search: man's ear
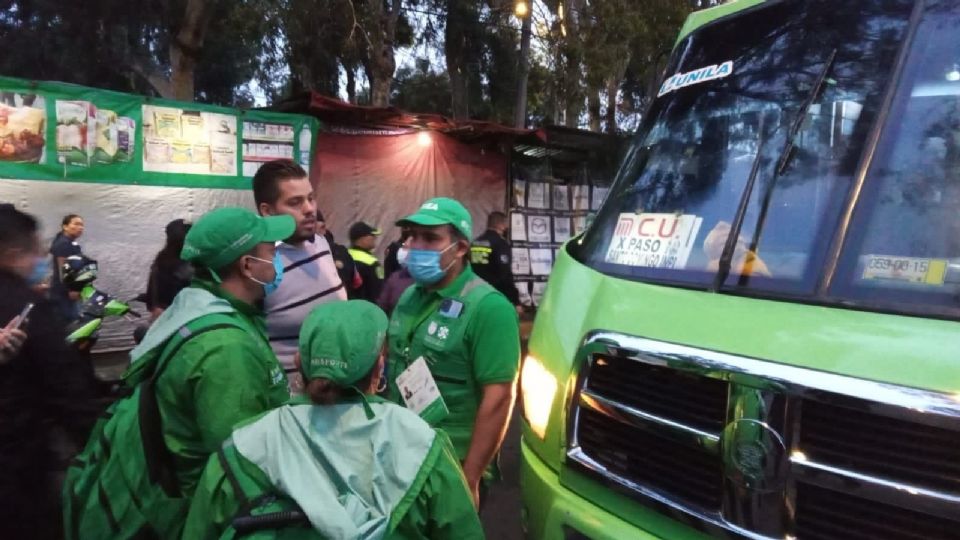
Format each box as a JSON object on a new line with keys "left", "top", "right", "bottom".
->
{"left": 258, "top": 202, "right": 273, "bottom": 217}
{"left": 457, "top": 238, "right": 471, "bottom": 258}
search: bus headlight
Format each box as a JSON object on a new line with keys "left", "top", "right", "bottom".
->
{"left": 520, "top": 354, "right": 558, "bottom": 440}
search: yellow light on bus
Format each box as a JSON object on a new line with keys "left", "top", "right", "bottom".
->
{"left": 521, "top": 354, "right": 558, "bottom": 439}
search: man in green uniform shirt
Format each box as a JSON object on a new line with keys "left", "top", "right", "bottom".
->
{"left": 387, "top": 197, "right": 521, "bottom": 508}
{"left": 65, "top": 208, "right": 294, "bottom": 540}
{"left": 183, "top": 300, "right": 482, "bottom": 539}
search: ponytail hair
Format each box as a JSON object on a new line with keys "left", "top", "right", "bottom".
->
{"left": 305, "top": 378, "right": 342, "bottom": 405}
{"left": 304, "top": 363, "right": 380, "bottom": 405}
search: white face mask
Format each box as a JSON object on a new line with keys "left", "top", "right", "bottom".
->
{"left": 396, "top": 247, "right": 410, "bottom": 267}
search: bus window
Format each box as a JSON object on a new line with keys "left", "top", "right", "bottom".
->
{"left": 835, "top": 1, "right": 960, "bottom": 311}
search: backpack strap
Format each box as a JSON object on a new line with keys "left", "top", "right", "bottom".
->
{"left": 139, "top": 313, "right": 245, "bottom": 497}
{"left": 218, "top": 446, "right": 310, "bottom": 535}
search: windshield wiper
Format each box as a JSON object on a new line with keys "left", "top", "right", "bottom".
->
{"left": 713, "top": 48, "right": 838, "bottom": 290}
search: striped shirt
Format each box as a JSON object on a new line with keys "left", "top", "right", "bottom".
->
{"left": 265, "top": 234, "right": 347, "bottom": 395}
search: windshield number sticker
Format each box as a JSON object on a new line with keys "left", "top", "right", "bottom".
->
{"left": 605, "top": 213, "right": 703, "bottom": 269}
{"left": 658, "top": 61, "right": 734, "bottom": 97}
{"left": 861, "top": 255, "right": 947, "bottom": 286}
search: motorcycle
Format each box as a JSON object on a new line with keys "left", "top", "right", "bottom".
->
{"left": 61, "top": 255, "right": 141, "bottom": 352}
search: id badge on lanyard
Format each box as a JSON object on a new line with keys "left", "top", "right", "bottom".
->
{"left": 395, "top": 356, "right": 449, "bottom": 424}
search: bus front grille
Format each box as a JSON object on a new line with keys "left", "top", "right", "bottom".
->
{"left": 800, "top": 398, "right": 960, "bottom": 494}
{"left": 565, "top": 332, "right": 960, "bottom": 539}
{"left": 795, "top": 482, "right": 959, "bottom": 540}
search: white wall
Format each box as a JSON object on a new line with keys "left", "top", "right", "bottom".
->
{"left": 0, "top": 178, "right": 254, "bottom": 352}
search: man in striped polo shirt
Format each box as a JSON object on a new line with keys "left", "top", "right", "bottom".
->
{"left": 253, "top": 160, "right": 347, "bottom": 395}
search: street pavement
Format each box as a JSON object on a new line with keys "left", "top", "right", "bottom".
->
{"left": 481, "top": 411, "right": 524, "bottom": 539}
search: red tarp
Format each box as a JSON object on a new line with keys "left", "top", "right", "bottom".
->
{"left": 313, "top": 130, "right": 507, "bottom": 256}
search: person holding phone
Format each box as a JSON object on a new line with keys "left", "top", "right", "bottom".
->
{"left": 0, "top": 205, "right": 99, "bottom": 540}
{"left": 0, "top": 303, "right": 30, "bottom": 364}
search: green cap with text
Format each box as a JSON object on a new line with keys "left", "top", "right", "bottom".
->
{"left": 396, "top": 197, "right": 473, "bottom": 239}
{"left": 299, "top": 300, "right": 389, "bottom": 385}
{"left": 181, "top": 207, "right": 294, "bottom": 272}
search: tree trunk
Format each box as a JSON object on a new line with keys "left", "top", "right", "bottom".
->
{"left": 346, "top": 65, "right": 357, "bottom": 103}
{"left": 561, "top": 0, "right": 586, "bottom": 128}
{"left": 445, "top": 0, "right": 470, "bottom": 120}
{"left": 370, "top": 72, "right": 392, "bottom": 106}
{"left": 605, "top": 77, "right": 619, "bottom": 133}
{"left": 359, "top": 0, "right": 401, "bottom": 107}
{"left": 513, "top": 11, "right": 533, "bottom": 128}
{"left": 169, "top": 0, "right": 212, "bottom": 101}
{"left": 588, "top": 88, "right": 602, "bottom": 132}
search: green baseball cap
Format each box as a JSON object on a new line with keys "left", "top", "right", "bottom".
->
{"left": 181, "top": 207, "right": 295, "bottom": 271}
{"left": 299, "top": 300, "right": 389, "bottom": 386}
{"left": 396, "top": 197, "right": 473, "bottom": 239}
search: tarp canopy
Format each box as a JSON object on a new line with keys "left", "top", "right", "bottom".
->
{"left": 272, "top": 93, "right": 516, "bottom": 256}
{"left": 315, "top": 130, "right": 507, "bottom": 256}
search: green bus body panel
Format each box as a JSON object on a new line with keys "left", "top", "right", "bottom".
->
{"left": 520, "top": 439, "right": 711, "bottom": 540}
{"left": 521, "top": 246, "right": 960, "bottom": 534}
{"left": 676, "top": 0, "right": 767, "bottom": 44}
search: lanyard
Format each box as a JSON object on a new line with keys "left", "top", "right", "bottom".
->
{"left": 397, "top": 293, "right": 442, "bottom": 366}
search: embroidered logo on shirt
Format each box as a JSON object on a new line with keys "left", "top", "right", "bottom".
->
{"left": 270, "top": 366, "right": 285, "bottom": 385}
{"left": 437, "top": 326, "right": 450, "bottom": 340}
{"left": 428, "top": 321, "right": 439, "bottom": 336}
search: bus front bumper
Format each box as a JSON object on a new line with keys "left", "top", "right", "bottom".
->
{"left": 520, "top": 438, "right": 664, "bottom": 540}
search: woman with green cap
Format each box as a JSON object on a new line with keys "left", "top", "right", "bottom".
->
{"left": 183, "top": 300, "right": 483, "bottom": 540}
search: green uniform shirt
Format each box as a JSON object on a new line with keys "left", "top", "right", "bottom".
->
{"left": 386, "top": 265, "right": 521, "bottom": 460}
{"left": 156, "top": 280, "right": 289, "bottom": 495}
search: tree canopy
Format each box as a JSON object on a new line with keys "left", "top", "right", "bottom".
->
{"left": 0, "top": 0, "right": 696, "bottom": 131}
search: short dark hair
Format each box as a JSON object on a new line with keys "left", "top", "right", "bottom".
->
{"left": 253, "top": 159, "right": 308, "bottom": 207}
{"left": 488, "top": 211, "right": 507, "bottom": 229}
{"left": 0, "top": 205, "right": 39, "bottom": 251}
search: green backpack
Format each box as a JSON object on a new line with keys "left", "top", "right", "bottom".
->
{"left": 63, "top": 313, "right": 243, "bottom": 540}
{"left": 214, "top": 446, "right": 313, "bottom": 539}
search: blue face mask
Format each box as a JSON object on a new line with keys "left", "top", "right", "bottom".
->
{"left": 27, "top": 257, "right": 50, "bottom": 286}
{"left": 406, "top": 243, "right": 457, "bottom": 285}
{"left": 247, "top": 252, "right": 284, "bottom": 295}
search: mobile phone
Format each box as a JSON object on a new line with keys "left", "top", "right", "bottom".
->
{"left": 13, "top": 303, "right": 34, "bottom": 330}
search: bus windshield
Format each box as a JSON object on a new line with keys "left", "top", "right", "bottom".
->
{"left": 832, "top": 0, "right": 960, "bottom": 313}
{"left": 571, "top": 0, "right": 914, "bottom": 295}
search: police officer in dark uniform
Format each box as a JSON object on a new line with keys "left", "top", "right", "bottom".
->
{"left": 471, "top": 211, "right": 521, "bottom": 308}
{"left": 347, "top": 221, "right": 384, "bottom": 302}
{"left": 318, "top": 212, "right": 359, "bottom": 296}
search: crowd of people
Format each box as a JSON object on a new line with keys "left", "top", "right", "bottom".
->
{"left": 0, "top": 158, "right": 525, "bottom": 539}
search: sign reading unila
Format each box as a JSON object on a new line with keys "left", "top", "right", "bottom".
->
{"left": 658, "top": 61, "right": 734, "bottom": 97}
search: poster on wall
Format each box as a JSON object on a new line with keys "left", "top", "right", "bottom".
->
{"left": 572, "top": 215, "right": 587, "bottom": 236}
{"left": 552, "top": 184, "right": 569, "bottom": 210}
{"left": 532, "top": 281, "right": 548, "bottom": 306}
{"left": 553, "top": 216, "right": 571, "bottom": 242}
{"left": 527, "top": 182, "right": 549, "bottom": 209}
{"left": 527, "top": 215, "right": 552, "bottom": 243}
{"left": 510, "top": 213, "right": 527, "bottom": 241}
{"left": 512, "top": 179, "right": 526, "bottom": 207}
{"left": 512, "top": 247, "right": 531, "bottom": 275}
{"left": 242, "top": 121, "right": 295, "bottom": 177}
{"left": 142, "top": 105, "right": 237, "bottom": 176}
{"left": 592, "top": 186, "right": 610, "bottom": 210}
{"left": 0, "top": 92, "right": 45, "bottom": 164}
{"left": 517, "top": 282, "right": 533, "bottom": 307}
{"left": 572, "top": 185, "right": 590, "bottom": 210}
{"left": 530, "top": 248, "right": 553, "bottom": 275}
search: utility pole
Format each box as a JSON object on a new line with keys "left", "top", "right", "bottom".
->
{"left": 514, "top": 1, "right": 533, "bottom": 129}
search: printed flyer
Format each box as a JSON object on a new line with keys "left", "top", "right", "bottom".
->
{"left": 142, "top": 105, "right": 237, "bottom": 176}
